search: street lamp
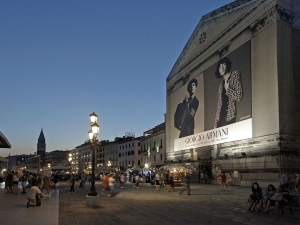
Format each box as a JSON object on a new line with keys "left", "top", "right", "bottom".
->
{"left": 88, "top": 112, "right": 100, "bottom": 196}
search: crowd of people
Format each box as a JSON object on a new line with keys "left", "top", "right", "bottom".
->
{"left": 2, "top": 170, "right": 55, "bottom": 208}
{"left": 247, "top": 174, "right": 300, "bottom": 215}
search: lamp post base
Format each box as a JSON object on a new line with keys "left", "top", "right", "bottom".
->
{"left": 86, "top": 195, "right": 100, "bottom": 207}
{"left": 88, "top": 185, "right": 98, "bottom": 196}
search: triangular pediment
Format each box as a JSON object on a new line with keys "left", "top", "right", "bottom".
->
{"left": 167, "top": 0, "right": 269, "bottom": 82}
{"left": 0, "top": 131, "right": 11, "bottom": 148}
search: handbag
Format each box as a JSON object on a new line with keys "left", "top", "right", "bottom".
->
{"left": 270, "top": 193, "right": 283, "bottom": 201}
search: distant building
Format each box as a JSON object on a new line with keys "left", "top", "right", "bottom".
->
{"left": 74, "top": 141, "right": 92, "bottom": 174}
{"left": 6, "top": 154, "right": 33, "bottom": 171}
{"left": 140, "top": 123, "right": 165, "bottom": 168}
{"left": 117, "top": 133, "right": 141, "bottom": 170}
{"left": 37, "top": 129, "right": 46, "bottom": 168}
{"left": 96, "top": 139, "right": 118, "bottom": 168}
{"left": 45, "top": 150, "right": 70, "bottom": 167}
{"left": 0, "top": 156, "right": 8, "bottom": 176}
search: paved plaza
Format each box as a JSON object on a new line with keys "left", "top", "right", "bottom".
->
{"left": 59, "top": 181, "right": 300, "bottom": 225}
{"left": 0, "top": 181, "right": 299, "bottom": 225}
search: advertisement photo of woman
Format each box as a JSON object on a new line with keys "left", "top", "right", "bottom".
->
{"left": 214, "top": 57, "right": 243, "bottom": 128}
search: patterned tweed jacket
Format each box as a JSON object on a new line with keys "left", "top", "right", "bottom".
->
{"left": 214, "top": 70, "right": 243, "bottom": 128}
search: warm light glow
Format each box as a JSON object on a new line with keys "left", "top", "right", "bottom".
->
{"left": 91, "top": 122, "right": 100, "bottom": 135}
{"left": 89, "top": 112, "right": 98, "bottom": 123}
{"left": 69, "top": 157, "right": 72, "bottom": 161}
{"left": 145, "top": 163, "right": 149, "bottom": 168}
{"left": 88, "top": 129, "right": 94, "bottom": 140}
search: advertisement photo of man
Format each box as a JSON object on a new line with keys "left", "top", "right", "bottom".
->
{"left": 174, "top": 78, "right": 199, "bottom": 138}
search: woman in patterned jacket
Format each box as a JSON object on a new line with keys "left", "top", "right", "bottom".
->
{"left": 214, "top": 57, "right": 243, "bottom": 128}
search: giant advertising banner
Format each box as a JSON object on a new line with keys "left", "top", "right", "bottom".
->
{"left": 172, "top": 41, "right": 252, "bottom": 151}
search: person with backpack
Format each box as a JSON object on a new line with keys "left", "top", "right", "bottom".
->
{"left": 26, "top": 182, "right": 45, "bottom": 208}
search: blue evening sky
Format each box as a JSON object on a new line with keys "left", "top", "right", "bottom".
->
{"left": 1, "top": 0, "right": 233, "bottom": 156}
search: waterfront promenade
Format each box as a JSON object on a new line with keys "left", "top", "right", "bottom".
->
{"left": 0, "top": 181, "right": 299, "bottom": 225}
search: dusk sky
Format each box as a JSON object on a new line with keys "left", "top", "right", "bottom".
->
{"left": 1, "top": 0, "right": 233, "bottom": 156}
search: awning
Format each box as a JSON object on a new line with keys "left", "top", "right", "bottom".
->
{"left": 95, "top": 166, "right": 113, "bottom": 171}
{"left": 51, "top": 165, "right": 70, "bottom": 170}
{"left": 0, "top": 131, "right": 11, "bottom": 148}
{"left": 160, "top": 165, "right": 186, "bottom": 169}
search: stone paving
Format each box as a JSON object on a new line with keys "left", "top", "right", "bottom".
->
{"left": 59, "top": 181, "right": 300, "bottom": 225}
{"left": 0, "top": 181, "right": 59, "bottom": 225}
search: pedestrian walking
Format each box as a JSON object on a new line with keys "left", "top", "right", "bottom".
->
{"left": 28, "top": 173, "right": 33, "bottom": 188}
{"left": 88, "top": 173, "right": 91, "bottom": 185}
{"left": 169, "top": 174, "right": 175, "bottom": 191}
{"left": 204, "top": 173, "right": 209, "bottom": 184}
{"left": 42, "top": 173, "right": 51, "bottom": 195}
{"left": 102, "top": 173, "right": 110, "bottom": 194}
{"left": 69, "top": 174, "right": 75, "bottom": 193}
{"left": 108, "top": 174, "right": 115, "bottom": 197}
{"left": 12, "top": 171, "right": 19, "bottom": 194}
{"left": 141, "top": 174, "right": 146, "bottom": 187}
{"left": 160, "top": 172, "right": 165, "bottom": 187}
{"left": 179, "top": 174, "right": 191, "bottom": 195}
{"left": 221, "top": 173, "right": 226, "bottom": 191}
{"left": 5, "top": 170, "right": 13, "bottom": 194}
{"left": 155, "top": 173, "right": 160, "bottom": 191}
{"left": 120, "top": 173, "right": 125, "bottom": 188}
{"left": 21, "top": 171, "right": 27, "bottom": 193}
{"left": 226, "top": 173, "right": 233, "bottom": 191}
{"left": 53, "top": 172, "right": 60, "bottom": 193}
{"left": 200, "top": 172, "right": 204, "bottom": 184}
{"left": 135, "top": 174, "right": 140, "bottom": 188}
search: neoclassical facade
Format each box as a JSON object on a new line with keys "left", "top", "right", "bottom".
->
{"left": 166, "top": 0, "right": 300, "bottom": 186}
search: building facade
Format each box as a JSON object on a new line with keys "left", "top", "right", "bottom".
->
{"left": 165, "top": 0, "right": 300, "bottom": 186}
{"left": 117, "top": 133, "right": 141, "bottom": 170}
{"left": 140, "top": 123, "right": 166, "bottom": 168}
{"left": 45, "top": 150, "right": 70, "bottom": 167}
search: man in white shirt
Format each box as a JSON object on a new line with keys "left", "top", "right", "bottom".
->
{"left": 26, "top": 183, "right": 45, "bottom": 207}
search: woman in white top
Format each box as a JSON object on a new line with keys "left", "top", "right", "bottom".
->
{"left": 12, "top": 171, "right": 19, "bottom": 194}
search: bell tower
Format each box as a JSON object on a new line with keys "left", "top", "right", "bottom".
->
{"left": 37, "top": 128, "right": 46, "bottom": 156}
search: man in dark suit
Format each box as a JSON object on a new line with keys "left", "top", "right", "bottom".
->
{"left": 174, "top": 78, "right": 199, "bottom": 138}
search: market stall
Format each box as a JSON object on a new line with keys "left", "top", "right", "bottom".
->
{"left": 159, "top": 165, "right": 187, "bottom": 186}
{"left": 125, "top": 168, "right": 155, "bottom": 183}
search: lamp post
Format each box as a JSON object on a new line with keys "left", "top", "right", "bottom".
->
{"left": 88, "top": 112, "right": 100, "bottom": 196}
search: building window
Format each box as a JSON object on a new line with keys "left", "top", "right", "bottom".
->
{"left": 160, "top": 139, "right": 163, "bottom": 148}
{"left": 138, "top": 160, "right": 140, "bottom": 166}
{"left": 154, "top": 155, "right": 156, "bottom": 161}
{"left": 131, "top": 151, "right": 134, "bottom": 155}
{"left": 160, "top": 154, "right": 162, "bottom": 161}
{"left": 133, "top": 143, "right": 135, "bottom": 147}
